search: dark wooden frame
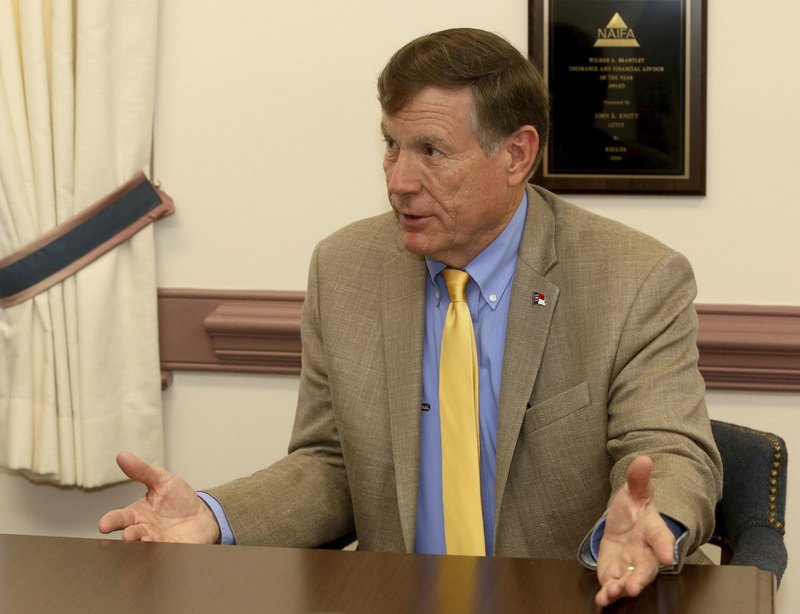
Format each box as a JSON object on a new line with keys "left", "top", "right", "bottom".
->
{"left": 529, "top": 0, "right": 707, "bottom": 194}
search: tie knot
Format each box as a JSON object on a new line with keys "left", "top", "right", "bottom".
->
{"left": 442, "top": 268, "right": 470, "bottom": 303}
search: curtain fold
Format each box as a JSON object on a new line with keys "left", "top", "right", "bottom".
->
{"left": 0, "top": 0, "right": 165, "bottom": 487}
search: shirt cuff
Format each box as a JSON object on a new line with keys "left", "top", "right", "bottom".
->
{"left": 579, "top": 514, "right": 687, "bottom": 571}
{"left": 197, "top": 491, "right": 236, "bottom": 545}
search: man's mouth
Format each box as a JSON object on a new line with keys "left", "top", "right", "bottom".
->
{"left": 397, "top": 212, "right": 430, "bottom": 228}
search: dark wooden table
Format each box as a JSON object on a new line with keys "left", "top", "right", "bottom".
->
{"left": 0, "top": 533, "right": 774, "bottom": 613}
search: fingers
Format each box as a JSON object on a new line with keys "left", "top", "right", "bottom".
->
{"left": 116, "top": 451, "right": 166, "bottom": 488}
{"left": 98, "top": 453, "right": 165, "bottom": 536}
{"left": 99, "top": 508, "right": 158, "bottom": 541}
{"left": 98, "top": 508, "right": 137, "bottom": 534}
{"left": 122, "top": 523, "right": 157, "bottom": 542}
{"left": 596, "top": 558, "right": 659, "bottom": 607}
{"left": 624, "top": 455, "right": 654, "bottom": 501}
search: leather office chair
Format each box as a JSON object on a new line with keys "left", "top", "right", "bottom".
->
{"left": 708, "top": 419, "right": 788, "bottom": 585}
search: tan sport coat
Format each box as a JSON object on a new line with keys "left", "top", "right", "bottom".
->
{"left": 208, "top": 185, "right": 722, "bottom": 560}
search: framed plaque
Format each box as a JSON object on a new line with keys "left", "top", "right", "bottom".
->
{"left": 529, "top": 0, "right": 706, "bottom": 194}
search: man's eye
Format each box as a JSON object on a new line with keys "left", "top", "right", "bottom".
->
{"left": 384, "top": 138, "right": 398, "bottom": 151}
{"left": 424, "top": 144, "right": 442, "bottom": 157}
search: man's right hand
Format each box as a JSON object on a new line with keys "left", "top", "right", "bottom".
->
{"left": 98, "top": 451, "right": 221, "bottom": 544}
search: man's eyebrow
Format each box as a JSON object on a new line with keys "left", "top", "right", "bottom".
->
{"left": 379, "top": 124, "right": 448, "bottom": 148}
{"left": 415, "top": 133, "right": 447, "bottom": 148}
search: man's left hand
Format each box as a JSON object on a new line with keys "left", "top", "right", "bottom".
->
{"left": 594, "top": 456, "right": 676, "bottom": 607}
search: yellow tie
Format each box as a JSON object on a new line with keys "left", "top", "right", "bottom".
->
{"left": 439, "top": 268, "right": 485, "bottom": 556}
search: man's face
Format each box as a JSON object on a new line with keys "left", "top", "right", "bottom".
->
{"left": 382, "top": 86, "right": 521, "bottom": 268}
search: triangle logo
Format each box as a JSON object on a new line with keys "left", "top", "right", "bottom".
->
{"left": 594, "top": 12, "right": 640, "bottom": 48}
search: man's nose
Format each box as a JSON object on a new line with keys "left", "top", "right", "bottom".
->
{"left": 386, "top": 152, "right": 421, "bottom": 195}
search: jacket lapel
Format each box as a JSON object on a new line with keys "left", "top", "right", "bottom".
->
{"left": 494, "top": 186, "right": 560, "bottom": 539}
{"left": 381, "top": 239, "right": 427, "bottom": 552}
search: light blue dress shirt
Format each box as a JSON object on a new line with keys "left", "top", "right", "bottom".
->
{"left": 414, "top": 194, "right": 528, "bottom": 555}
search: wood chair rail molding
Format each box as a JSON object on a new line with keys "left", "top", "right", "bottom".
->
{"left": 158, "top": 289, "right": 800, "bottom": 393}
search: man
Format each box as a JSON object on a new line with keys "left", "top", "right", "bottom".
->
{"left": 100, "top": 28, "right": 722, "bottom": 606}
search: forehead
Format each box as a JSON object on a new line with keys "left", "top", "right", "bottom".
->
{"left": 381, "top": 86, "right": 478, "bottom": 139}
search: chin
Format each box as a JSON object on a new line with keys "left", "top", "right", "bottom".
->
{"left": 399, "top": 234, "right": 435, "bottom": 259}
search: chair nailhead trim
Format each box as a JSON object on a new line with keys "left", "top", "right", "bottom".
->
{"left": 726, "top": 423, "right": 786, "bottom": 535}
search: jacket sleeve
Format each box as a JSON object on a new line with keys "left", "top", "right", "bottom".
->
{"left": 205, "top": 243, "right": 355, "bottom": 547}
{"left": 602, "top": 250, "right": 722, "bottom": 558}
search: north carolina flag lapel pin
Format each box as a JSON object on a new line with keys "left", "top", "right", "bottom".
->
{"left": 532, "top": 291, "right": 546, "bottom": 306}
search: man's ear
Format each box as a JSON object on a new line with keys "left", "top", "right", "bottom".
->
{"left": 504, "top": 125, "right": 539, "bottom": 186}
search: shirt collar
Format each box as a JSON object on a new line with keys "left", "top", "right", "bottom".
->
{"left": 425, "top": 191, "right": 528, "bottom": 309}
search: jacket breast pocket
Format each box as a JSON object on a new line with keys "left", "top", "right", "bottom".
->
{"left": 524, "top": 381, "right": 591, "bottom": 432}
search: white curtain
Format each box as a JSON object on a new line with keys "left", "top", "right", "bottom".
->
{"left": 0, "top": 0, "right": 165, "bottom": 486}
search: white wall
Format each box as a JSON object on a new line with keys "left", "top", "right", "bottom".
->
{"left": 2, "top": 1, "right": 797, "bottom": 611}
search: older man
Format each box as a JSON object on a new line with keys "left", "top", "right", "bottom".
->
{"left": 100, "top": 28, "right": 721, "bottom": 606}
